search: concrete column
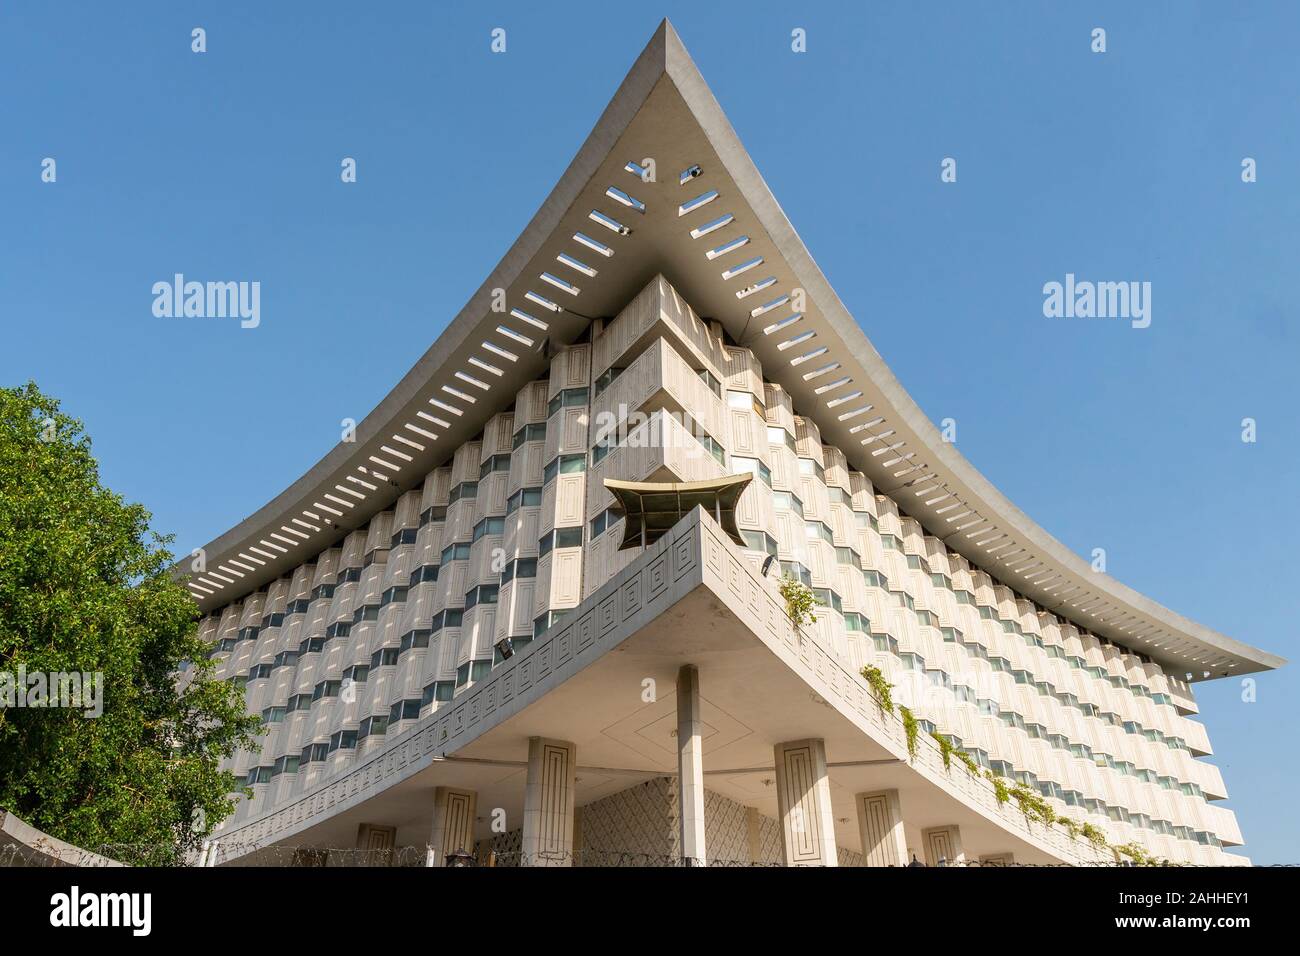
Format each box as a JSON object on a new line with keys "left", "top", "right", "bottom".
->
{"left": 356, "top": 823, "right": 396, "bottom": 866}
{"left": 521, "top": 736, "right": 577, "bottom": 866}
{"left": 425, "top": 787, "right": 477, "bottom": 867}
{"left": 745, "top": 806, "right": 763, "bottom": 864}
{"left": 855, "top": 789, "right": 908, "bottom": 867}
{"left": 922, "top": 824, "right": 966, "bottom": 866}
{"left": 773, "top": 738, "right": 838, "bottom": 866}
{"left": 676, "top": 664, "right": 707, "bottom": 866}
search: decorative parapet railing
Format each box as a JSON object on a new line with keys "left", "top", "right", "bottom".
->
{"left": 692, "top": 514, "right": 1115, "bottom": 866}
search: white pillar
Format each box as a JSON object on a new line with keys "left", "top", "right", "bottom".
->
{"left": 773, "top": 738, "right": 838, "bottom": 866}
{"left": 425, "top": 787, "right": 477, "bottom": 867}
{"left": 855, "top": 789, "right": 908, "bottom": 867}
{"left": 922, "top": 824, "right": 966, "bottom": 866}
{"left": 677, "top": 664, "right": 707, "bottom": 866}
{"left": 521, "top": 737, "right": 577, "bottom": 866}
{"left": 356, "top": 823, "right": 396, "bottom": 866}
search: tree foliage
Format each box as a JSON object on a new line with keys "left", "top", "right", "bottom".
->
{"left": 0, "top": 382, "right": 260, "bottom": 864}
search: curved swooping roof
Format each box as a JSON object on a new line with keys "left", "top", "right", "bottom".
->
{"left": 177, "top": 21, "right": 1283, "bottom": 681}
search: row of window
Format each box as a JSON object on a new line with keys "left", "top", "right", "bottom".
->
{"left": 919, "top": 723, "right": 1220, "bottom": 848}
{"left": 882, "top": 645, "right": 1201, "bottom": 792}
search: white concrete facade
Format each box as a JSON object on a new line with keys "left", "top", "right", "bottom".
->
{"left": 189, "top": 23, "right": 1277, "bottom": 868}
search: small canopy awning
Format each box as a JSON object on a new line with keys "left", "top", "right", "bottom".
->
{"left": 603, "top": 474, "right": 752, "bottom": 551}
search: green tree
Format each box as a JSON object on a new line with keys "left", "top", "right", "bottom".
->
{"left": 0, "top": 382, "right": 260, "bottom": 864}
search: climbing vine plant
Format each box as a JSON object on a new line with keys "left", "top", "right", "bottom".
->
{"left": 859, "top": 665, "right": 895, "bottom": 715}
{"left": 899, "top": 705, "right": 919, "bottom": 761}
{"left": 778, "top": 575, "right": 818, "bottom": 627}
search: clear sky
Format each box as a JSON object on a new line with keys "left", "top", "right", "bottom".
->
{"left": 2, "top": 1, "right": 1296, "bottom": 862}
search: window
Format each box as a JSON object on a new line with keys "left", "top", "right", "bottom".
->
{"left": 538, "top": 526, "right": 583, "bottom": 557}
{"left": 544, "top": 453, "right": 587, "bottom": 484}
{"left": 533, "top": 609, "right": 568, "bottom": 639}
{"left": 780, "top": 561, "right": 812, "bottom": 588}
{"left": 512, "top": 422, "right": 547, "bottom": 448}
{"left": 696, "top": 432, "right": 725, "bottom": 467}
{"left": 408, "top": 563, "right": 439, "bottom": 586}
{"left": 448, "top": 481, "right": 478, "bottom": 505}
{"left": 772, "top": 491, "right": 804, "bottom": 519}
{"left": 440, "top": 542, "right": 472, "bottom": 564}
{"left": 506, "top": 486, "right": 542, "bottom": 514}
{"left": 797, "top": 457, "right": 825, "bottom": 481}
{"left": 731, "top": 456, "right": 772, "bottom": 487}
{"left": 390, "top": 527, "right": 418, "bottom": 548}
{"left": 501, "top": 557, "right": 538, "bottom": 584}
{"left": 548, "top": 388, "right": 589, "bottom": 416}
{"left": 589, "top": 507, "right": 622, "bottom": 538}
{"left": 741, "top": 529, "right": 778, "bottom": 557}
{"left": 726, "top": 389, "right": 765, "bottom": 417}
{"left": 479, "top": 454, "right": 511, "bottom": 478}
{"left": 594, "top": 366, "right": 625, "bottom": 397}
{"left": 695, "top": 368, "right": 721, "bottom": 396}
{"left": 767, "top": 425, "right": 797, "bottom": 452}
{"left": 473, "top": 516, "right": 506, "bottom": 541}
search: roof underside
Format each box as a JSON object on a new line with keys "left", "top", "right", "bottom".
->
{"left": 177, "top": 21, "right": 1283, "bottom": 681}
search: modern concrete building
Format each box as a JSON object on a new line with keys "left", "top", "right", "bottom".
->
{"left": 187, "top": 22, "right": 1282, "bottom": 867}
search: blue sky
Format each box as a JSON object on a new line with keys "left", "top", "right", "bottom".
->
{"left": 2, "top": 1, "right": 1296, "bottom": 861}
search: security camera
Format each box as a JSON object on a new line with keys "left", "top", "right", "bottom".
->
{"left": 617, "top": 225, "right": 632, "bottom": 236}
{"left": 684, "top": 165, "right": 703, "bottom": 180}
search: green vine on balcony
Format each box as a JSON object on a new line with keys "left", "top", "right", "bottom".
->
{"left": 953, "top": 749, "right": 980, "bottom": 778}
{"left": 859, "top": 665, "right": 895, "bottom": 715}
{"left": 1080, "top": 822, "right": 1108, "bottom": 849}
{"left": 1008, "top": 783, "right": 1056, "bottom": 827}
{"left": 899, "top": 705, "right": 919, "bottom": 762}
{"left": 930, "top": 730, "right": 956, "bottom": 771}
{"left": 985, "top": 770, "right": 1010, "bottom": 805}
{"left": 778, "top": 575, "right": 818, "bottom": 627}
{"left": 1057, "top": 817, "right": 1080, "bottom": 841}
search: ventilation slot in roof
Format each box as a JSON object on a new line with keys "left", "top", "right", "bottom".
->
{"left": 539, "top": 272, "right": 580, "bottom": 296}
{"left": 524, "top": 291, "right": 561, "bottom": 312}
{"left": 736, "top": 277, "right": 777, "bottom": 300}
{"left": 762, "top": 313, "right": 802, "bottom": 335}
{"left": 509, "top": 308, "right": 549, "bottom": 330}
{"left": 482, "top": 340, "right": 518, "bottom": 362}
{"left": 690, "top": 214, "right": 734, "bottom": 239}
{"left": 556, "top": 252, "right": 596, "bottom": 277}
{"left": 589, "top": 210, "right": 632, "bottom": 235}
{"left": 789, "top": 346, "right": 828, "bottom": 366}
{"left": 573, "top": 232, "right": 614, "bottom": 257}
{"left": 721, "top": 256, "right": 763, "bottom": 280}
{"left": 777, "top": 330, "right": 816, "bottom": 351}
{"left": 605, "top": 186, "right": 645, "bottom": 212}
{"left": 497, "top": 324, "right": 534, "bottom": 346}
{"left": 454, "top": 370, "right": 491, "bottom": 391}
{"left": 750, "top": 293, "right": 790, "bottom": 318}
{"left": 678, "top": 190, "right": 718, "bottom": 216}
{"left": 706, "top": 235, "right": 749, "bottom": 260}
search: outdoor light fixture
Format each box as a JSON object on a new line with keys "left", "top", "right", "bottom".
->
{"left": 907, "top": 854, "right": 925, "bottom": 868}
{"left": 495, "top": 637, "right": 514, "bottom": 661}
{"left": 761, "top": 554, "right": 776, "bottom": 577}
